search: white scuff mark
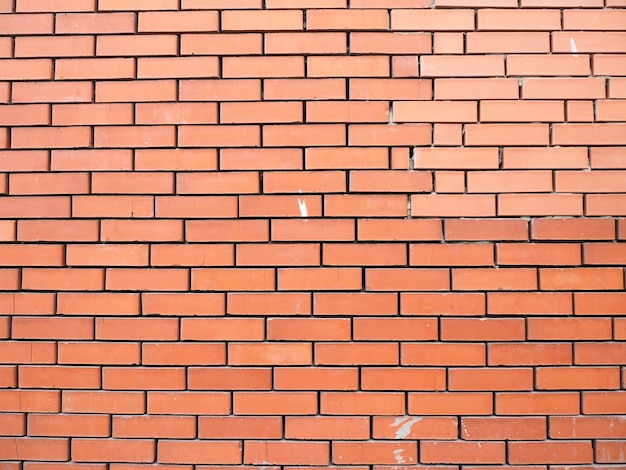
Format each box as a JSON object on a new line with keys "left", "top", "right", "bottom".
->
{"left": 391, "top": 416, "right": 422, "bottom": 439}
{"left": 393, "top": 449, "right": 406, "bottom": 464}
{"left": 570, "top": 37, "right": 578, "bottom": 57}
{"left": 389, "top": 106, "right": 394, "bottom": 124}
{"left": 297, "top": 189, "right": 308, "bottom": 217}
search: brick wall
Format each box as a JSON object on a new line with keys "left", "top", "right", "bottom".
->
{"left": 1, "top": 0, "right": 626, "bottom": 467}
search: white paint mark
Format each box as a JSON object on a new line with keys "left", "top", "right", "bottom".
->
{"left": 570, "top": 37, "right": 578, "bottom": 57}
{"left": 297, "top": 198, "right": 308, "bottom": 217}
{"left": 393, "top": 449, "right": 405, "bottom": 464}
{"left": 391, "top": 416, "right": 422, "bottom": 439}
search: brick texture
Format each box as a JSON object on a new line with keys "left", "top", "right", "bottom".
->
{"left": 0, "top": 1, "right": 625, "bottom": 468}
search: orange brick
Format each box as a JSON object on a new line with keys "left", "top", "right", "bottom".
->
{"left": 410, "top": 243, "right": 494, "bottom": 266}
{"left": 138, "top": 10, "right": 217, "bottom": 32}
{"left": 17, "top": 0, "right": 97, "bottom": 11}
{"left": 392, "top": 9, "right": 473, "bottom": 30}
{"left": 57, "top": 293, "right": 140, "bottom": 315}
{"left": 274, "top": 367, "right": 358, "bottom": 391}
{"left": 587, "top": 194, "right": 626, "bottom": 216}
{"left": 333, "top": 441, "right": 417, "bottom": 465}
{"left": 58, "top": 342, "right": 139, "bottom": 366}
{"left": 101, "top": 220, "right": 182, "bottom": 242}
{"left": 0, "top": 104, "right": 49, "bottom": 126}
{"left": 402, "top": 343, "right": 485, "bottom": 366}
{"left": 99, "top": 0, "right": 178, "bottom": 10}
{"left": 507, "top": 54, "right": 591, "bottom": 76}
{"left": 536, "top": 367, "right": 620, "bottom": 390}
{"left": 265, "top": 32, "right": 346, "bottom": 54}
{"left": 496, "top": 392, "right": 580, "bottom": 416}
{"left": 285, "top": 416, "right": 368, "bottom": 439}
{"left": 142, "top": 293, "right": 224, "bottom": 316}
{"left": 308, "top": 56, "right": 389, "bottom": 77}
{"left": 161, "top": 440, "right": 240, "bottom": 464}
{"left": 264, "top": 170, "right": 345, "bottom": 193}
{"left": 224, "top": 56, "right": 304, "bottom": 78}
{"left": 321, "top": 392, "right": 404, "bottom": 415}
{"left": 436, "top": 78, "right": 518, "bottom": 100}
{"left": 148, "top": 391, "right": 230, "bottom": 415}
{"left": 186, "top": 220, "right": 269, "bottom": 242}
{"left": 306, "top": 100, "right": 388, "bottom": 123}
{"left": 441, "top": 318, "right": 525, "bottom": 341}
{"left": 156, "top": 196, "right": 237, "bottom": 219}
{"left": 540, "top": 267, "right": 624, "bottom": 290}
{"left": 62, "top": 391, "right": 144, "bottom": 414}
{"left": 272, "top": 219, "right": 355, "bottom": 242}
{"left": 411, "top": 195, "right": 496, "bottom": 217}
{"left": 181, "top": 32, "right": 262, "bottom": 56}
{"left": 575, "top": 293, "right": 626, "bottom": 315}
{"left": 268, "top": 318, "right": 351, "bottom": 341}
{"left": 16, "top": 35, "right": 94, "bottom": 57}
{"left": 0, "top": 244, "right": 63, "bottom": 267}
{"left": 222, "top": 149, "right": 301, "bottom": 170}
{"left": 229, "top": 343, "right": 311, "bottom": 366}
{"left": 478, "top": 8, "right": 561, "bottom": 30}
{"left": 199, "top": 417, "right": 282, "bottom": 439}
{"left": 180, "top": 79, "right": 261, "bottom": 101}
{"left": 583, "top": 391, "right": 626, "bottom": 414}
{"left": 575, "top": 343, "right": 626, "bottom": 365}
{"left": 366, "top": 268, "right": 449, "bottom": 292}
{"left": 358, "top": 219, "right": 441, "bottom": 241}
{"left": 227, "top": 293, "right": 311, "bottom": 315}
{"left": 103, "top": 367, "right": 185, "bottom": 390}
{"left": 489, "top": 343, "right": 572, "bottom": 366}
{"left": 142, "top": 343, "right": 225, "bottom": 366}
{"left": 245, "top": 441, "right": 328, "bottom": 466}
{"left": 0, "top": 438, "right": 69, "bottom": 461}
{"left": 187, "top": 368, "right": 271, "bottom": 391}
{"left": 497, "top": 242, "right": 581, "bottom": 265}
{"left": 113, "top": 415, "right": 195, "bottom": 439}
{"left": 553, "top": 31, "right": 626, "bottom": 54}
{"left": 404, "top": 292, "right": 483, "bottom": 316}
{"left": 95, "top": 126, "right": 176, "bottom": 148}
{"left": 307, "top": 9, "right": 389, "bottom": 30}
{"left": 314, "top": 293, "right": 397, "bottom": 316}
{"left": 56, "top": 58, "right": 134, "bottom": 80}
{"left": 352, "top": 32, "right": 430, "bottom": 54}
{"left": 234, "top": 391, "right": 317, "bottom": 415}
{"left": 502, "top": 147, "right": 589, "bottom": 169}
{"left": 420, "top": 441, "right": 505, "bottom": 464}
{"left": 522, "top": 78, "right": 605, "bottom": 99}
{"left": 278, "top": 268, "right": 361, "bottom": 291}
{"left": 325, "top": 194, "right": 406, "bottom": 217}
{"left": 498, "top": 194, "right": 583, "bottom": 216}
{"left": 394, "top": 100, "right": 477, "bottom": 123}
{"left": 72, "top": 439, "right": 155, "bottom": 463}
{"left": 12, "top": 127, "right": 91, "bottom": 149}
{"left": 325, "top": 244, "right": 406, "bottom": 266}
{"left": 350, "top": 78, "right": 432, "bottom": 100}
{"left": 179, "top": 125, "right": 260, "bottom": 147}
{"left": 222, "top": 102, "right": 302, "bottom": 124}
{"left": 510, "top": 441, "right": 593, "bottom": 465}
{"left": 19, "top": 366, "right": 100, "bottom": 389}
{"left": 22, "top": 268, "right": 103, "bottom": 291}
{"left": 488, "top": 292, "right": 573, "bottom": 315}
{"left": 12, "top": 317, "right": 93, "bottom": 340}
{"left": 97, "top": 34, "right": 177, "bottom": 56}
{"left": 56, "top": 12, "right": 135, "bottom": 33}
{"left": 422, "top": 55, "right": 504, "bottom": 77}
{"left": 354, "top": 318, "right": 437, "bottom": 341}
{"left": 528, "top": 318, "right": 612, "bottom": 341}
{"left": 377, "top": 419, "right": 456, "bottom": 446}
{"left": 96, "top": 318, "right": 178, "bottom": 341}
{"left": 468, "top": 32, "right": 550, "bottom": 53}
{"left": 409, "top": 392, "right": 493, "bottom": 416}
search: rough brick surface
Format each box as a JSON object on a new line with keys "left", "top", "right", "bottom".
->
{"left": 0, "top": 1, "right": 626, "bottom": 468}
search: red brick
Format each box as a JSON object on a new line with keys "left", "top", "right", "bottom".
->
{"left": 227, "top": 293, "right": 311, "bottom": 315}
{"left": 575, "top": 293, "right": 626, "bottom": 315}
{"left": 449, "top": 368, "right": 534, "bottom": 391}
{"left": 362, "top": 368, "right": 446, "bottom": 391}
{"left": 522, "top": 78, "right": 606, "bottom": 99}
{"left": 308, "top": 9, "right": 388, "bottom": 30}
{"left": 0, "top": 413, "right": 25, "bottom": 436}
{"left": 265, "top": 78, "right": 345, "bottom": 100}
{"left": 17, "top": 0, "right": 97, "bottom": 11}
{"left": 22, "top": 268, "right": 103, "bottom": 291}
{"left": 507, "top": 54, "right": 591, "bottom": 76}
{"left": 540, "top": 267, "right": 624, "bottom": 290}
{"left": 532, "top": 218, "right": 615, "bottom": 240}
{"left": 498, "top": 194, "right": 583, "bottom": 216}
{"left": 223, "top": 56, "right": 304, "bottom": 78}
{"left": 265, "top": 32, "right": 346, "bottom": 54}
{"left": 180, "top": 79, "right": 261, "bottom": 101}
{"left": 402, "top": 343, "right": 485, "bottom": 366}
{"left": 222, "top": 148, "right": 301, "bottom": 171}
{"left": 72, "top": 195, "right": 154, "bottom": 218}
{"left": 0, "top": 341, "right": 55, "bottom": 364}
{"left": 351, "top": 78, "right": 432, "bottom": 100}
{"left": 16, "top": 36, "right": 94, "bottom": 57}
{"left": 101, "top": 220, "right": 182, "bottom": 241}
{"left": 142, "top": 343, "right": 225, "bottom": 366}
{"left": 229, "top": 343, "right": 311, "bottom": 366}
{"left": 57, "top": 293, "right": 139, "bottom": 315}
{"left": 583, "top": 391, "right": 626, "bottom": 414}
